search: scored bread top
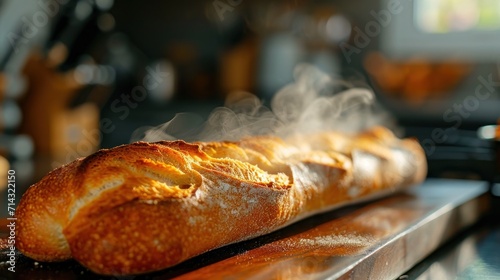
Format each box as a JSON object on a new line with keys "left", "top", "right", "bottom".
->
{"left": 16, "top": 126, "right": 426, "bottom": 275}
{"left": 17, "top": 139, "right": 294, "bottom": 258}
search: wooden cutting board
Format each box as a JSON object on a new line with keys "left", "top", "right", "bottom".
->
{"left": 0, "top": 179, "right": 489, "bottom": 279}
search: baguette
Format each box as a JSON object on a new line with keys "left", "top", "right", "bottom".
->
{"left": 16, "top": 126, "right": 426, "bottom": 275}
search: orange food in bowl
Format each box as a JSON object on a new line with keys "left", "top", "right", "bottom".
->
{"left": 364, "top": 52, "right": 471, "bottom": 106}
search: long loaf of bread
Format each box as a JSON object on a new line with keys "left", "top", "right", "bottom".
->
{"left": 16, "top": 126, "right": 427, "bottom": 275}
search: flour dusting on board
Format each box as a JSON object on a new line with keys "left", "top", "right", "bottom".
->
{"left": 298, "top": 234, "right": 374, "bottom": 248}
{"left": 131, "top": 64, "right": 395, "bottom": 143}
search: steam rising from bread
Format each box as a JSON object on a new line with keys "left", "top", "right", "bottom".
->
{"left": 132, "top": 64, "right": 394, "bottom": 142}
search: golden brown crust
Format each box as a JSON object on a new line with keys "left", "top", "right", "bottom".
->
{"left": 16, "top": 126, "right": 427, "bottom": 275}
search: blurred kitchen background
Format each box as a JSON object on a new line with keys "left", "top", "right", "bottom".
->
{"left": 0, "top": 0, "right": 499, "bottom": 198}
